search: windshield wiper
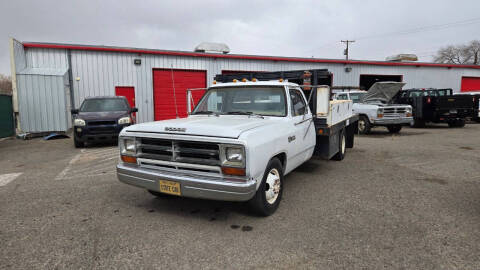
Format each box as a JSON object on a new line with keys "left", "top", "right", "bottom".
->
{"left": 226, "top": 111, "right": 251, "bottom": 115}
{"left": 226, "top": 111, "right": 264, "bottom": 119}
{"left": 193, "top": 111, "right": 219, "bottom": 116}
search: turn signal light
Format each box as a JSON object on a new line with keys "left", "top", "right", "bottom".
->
{"left": 406, "top": 112, "right": 412, "bottom": 117}
{"left": 252, "top": 78, "right": 257, "bottom": 82}
{"left": 377, "top": 114, "right": 384, "bottom": 118}
{"left": 318, "top": 129, "right": 324, "bottom": 135}
{"left": 242, "top": 78, "right": 247, "bottom": 82}
{"left": 121, "top": 155, "right": 137, "bottom": 164}
{"left": 221, "top": 167, "right": 246, "bottom": 176}
{"left": 213, "top": 80, "right": 217, "bottom": 84}
{"left": 233, "top": 79, "right": 238, "bottom": 83}
{"left": 279, "top": 78, "right": 284, "bottom": 82}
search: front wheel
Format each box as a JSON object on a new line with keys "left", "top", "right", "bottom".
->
{"left": 248, "top": 158, "right": 283, "bottom": 216}
{"left": 358, "top": 116, "right": 371, "bottom": 134}
{"left": 387, "top": 125, "right": 402, "bottom": 133}
{"left": 74, "top": 136, "right": 84, "bottom": 148}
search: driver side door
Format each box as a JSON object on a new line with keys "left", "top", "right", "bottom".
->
{"left": 287, "top": 88, "right": 315, "bottom": 170}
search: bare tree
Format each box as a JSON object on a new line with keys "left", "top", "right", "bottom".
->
{"left": 434, "top": 40, "right": 480, "bottom": 65}
{"left": 0, "top": 74, "right": 13, "bottom": 95}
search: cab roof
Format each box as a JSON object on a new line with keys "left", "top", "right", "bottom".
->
{"left": 209, "top": 80, "right": 300, "bottom": 88}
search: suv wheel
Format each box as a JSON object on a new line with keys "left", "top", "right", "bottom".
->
{"left": 358, "top": 116, "right": 371, "bottom": 134}
{"left": 248, "top": 158, "right": 283, "bottom": 216}
{"left": 74, "top": 136, "right": 84, "bottom": 148}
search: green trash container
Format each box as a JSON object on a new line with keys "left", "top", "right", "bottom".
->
{"left": 0, "top": 95, "right": 14, "bottom": 138}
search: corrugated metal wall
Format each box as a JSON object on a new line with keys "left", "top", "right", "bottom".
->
{"left": 16, "top": 46, "right": 480, "bottom": 127}
{"left": 17, "top": 73, "right": 69, "bottom": 132}
{"left": 12, "top": 39, "right": 26, "bottom": 72}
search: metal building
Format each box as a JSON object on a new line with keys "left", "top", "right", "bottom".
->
{"left": 9, "top": 38, "right": 480, "bottom": 134}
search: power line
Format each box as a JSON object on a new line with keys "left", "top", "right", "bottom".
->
{"left": 305, "top": 16, "right": 480, "bottom": 56}
{"left": 354, "top": 17, "right": 480, "bottom": 41}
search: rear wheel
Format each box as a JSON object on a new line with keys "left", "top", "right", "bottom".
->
{"left": 448, "top": 119, "right": 465, "bottom": 128}
{"left": 456, "top": 119, "right": 466, "bottom": 127}
{"left": 332, "top": 129, "right": 346, "bottom": 161}
{"left": 358, "top": 116, "right": 371, "bottom": 134}
{"left": 387, "top": 125, "right": 402, "bottom": 133}
{"left": 248, "top": 158, "right": 283, "bottom": 216}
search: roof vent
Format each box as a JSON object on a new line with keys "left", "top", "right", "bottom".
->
{"left": 386, "top": 54, "right": 418, "bottom": 62}
{"left": 194, "top": 42, "right": 230, "bottom": 54}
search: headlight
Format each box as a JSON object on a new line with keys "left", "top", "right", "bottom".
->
{"left": 74, "top": 119, "right": 85, "bottom": 126}
{"left": 226, "top": 147, "right": 244, "bottom": 162}
{"left": 118, "top": 117, "right": 131, "bottom": 125}
{"left": 220, "top": 145, "right": 245, "bottom": 168}
{"left": 120, "top": 137, "right": 136, "bottom": 156}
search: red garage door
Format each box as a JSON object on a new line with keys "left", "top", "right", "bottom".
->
{"left": 461, "top": 77, "right": 480, "bottom": 92}
{"left": 153, "top": 69, "right": 206, "bottom": 120}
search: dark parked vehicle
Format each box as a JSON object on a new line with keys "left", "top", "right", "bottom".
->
{"left": 71, "top": 96, "right": 138, "bottom": 147}
{"left": 394, "top": 88, "right": 475, "bottom": 128}
{"left": 454, "top": 92, "right": 480, "bottom": 123}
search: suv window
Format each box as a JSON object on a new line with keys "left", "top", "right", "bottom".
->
{"left": 289, "top": 89, "right": 307, "bottom": 116}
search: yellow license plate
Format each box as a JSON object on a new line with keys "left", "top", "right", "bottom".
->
{"left": 159, "top": 180, "right": 181, "bottom": 196}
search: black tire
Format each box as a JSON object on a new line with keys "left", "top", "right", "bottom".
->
{"left": 449, "top": 119, "right": 466, "bottom": 128}
{"left": 358, "top": 116, "right": 371, "bottom": 134}
{"left": 456, "top": 119, "right": 466, "bottom": 127}
{"left": 148, "top": 190, "right": 168, "bottom": 197}
{"left": 74, "top": 136, "right": 84, "bottom": 148}
{"left": 387, "top": 125, "right": 402, "bottom": 133}
{"left": 248, "top": 158, "right": 283, "bottom": 216}
{"left": 410, "top": 118, "right": 425, "bottom": 128}
{"left": 332, "top": 129, "right": 346, "bottom": 161}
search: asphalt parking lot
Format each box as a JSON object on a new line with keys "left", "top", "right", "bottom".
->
{"left": 1, "top": 124, "right": 479, "bottom": 269}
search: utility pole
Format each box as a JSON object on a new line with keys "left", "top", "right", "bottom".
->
{"left": 341, "top": 40, "right": 355, "bottom": 60}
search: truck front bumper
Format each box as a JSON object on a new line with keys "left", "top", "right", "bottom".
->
{"left": 373, "top": 117, "right": 413, "bottom": 125}
{"left": 117, "top": 163, "right": 257, "bottom": 202}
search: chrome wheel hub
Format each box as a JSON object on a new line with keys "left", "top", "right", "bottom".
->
{"left": 358, "top": 120, "right": 365, "bottom": 132}
{"left": 265, "top": 168, "right": 281, "bottom": 204}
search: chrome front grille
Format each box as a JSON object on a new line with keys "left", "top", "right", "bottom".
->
{"left": 137, "top": 138, "right": 221, "bottom": 166}
{"left": 383, "top": 107, "right": 408, "bottom": 117}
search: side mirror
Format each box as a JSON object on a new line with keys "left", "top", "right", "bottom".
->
{"left": 131, "top": 107, "right": 138, "bottom": 113}
{"left": 71, "top": 109, "right": 79, "bottom": 114}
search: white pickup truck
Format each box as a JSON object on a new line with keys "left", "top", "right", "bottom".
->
{"left": 334, "top": 82, "right": 413, "bottom": 134}
{"left": 117, "top": 70, "right": 358, "bottom": 216}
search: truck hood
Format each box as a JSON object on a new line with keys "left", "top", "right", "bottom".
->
{"left": 124, "top": 115, "right": 273, "bottom": 139}
{"left": 363, "top": 82, "right": 406, "bottom": 104}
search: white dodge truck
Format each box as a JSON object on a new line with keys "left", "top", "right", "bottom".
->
{"left": 117, "top": 70, "right": 358, "bottom": 216}
{"left": 334, "top": 82, "right": 413, "bottom": 134}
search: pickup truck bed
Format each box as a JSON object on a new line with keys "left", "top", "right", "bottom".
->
{"left": 215, "top": 69, "right": 359, "bottom": 160}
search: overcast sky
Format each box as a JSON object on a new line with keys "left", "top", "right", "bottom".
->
{"left": 1, "top": 0, "right": 480, "bottom": 75}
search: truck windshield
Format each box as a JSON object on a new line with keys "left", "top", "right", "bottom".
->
{"left": 80, "top": 98, "right": 129, "bottom": 112}
{"left": 193, "top": 87, "right": 287, "bottom": 116}
{"left": 349, "top": 93, "right": 366, "bottom": 103}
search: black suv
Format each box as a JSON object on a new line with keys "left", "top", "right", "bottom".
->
{"left": 71, "top": 96, "right": 138, "bottom": 147}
